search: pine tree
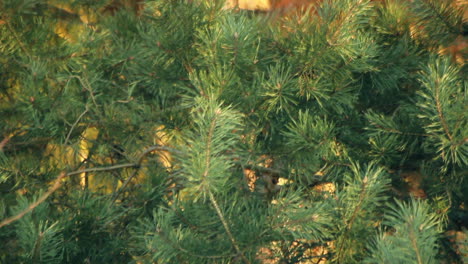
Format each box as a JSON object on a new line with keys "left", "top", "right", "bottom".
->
{"left": 0, "top": 0, "right": 466, "bottom": 263}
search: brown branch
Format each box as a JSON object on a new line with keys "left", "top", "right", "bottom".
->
{"left": 0, "top": 145, "right": 178, "bottom": 229}
{"left": 66, "top": 163, "right": 138, "bottom": 176}
{"left": 64, "top": 106, "right": 89, "bottom": 145}
{"left": 0, "top": 129, "right": 26, "bottom": 151}
{"left": 0, "top": 172, "right": 66, "bottom": 228}
{"left": 0, "top": 135, "right": 12, "bottom": 151}
{"left": 110, "top": 145, "right": 177, "bottom": 204}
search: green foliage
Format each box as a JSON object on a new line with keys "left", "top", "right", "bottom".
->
{"left": 333, "top": 163, "right": 390, "bottom": 263}
{"left": 416, "top": 56, "right": 467, "bottom": 169}
{"left": 12, "top": 194, "right": 64, "bottom": 264}
{"left": 0, "top": 0, "right": 466, "bottom": 263}
{"left": 365, "top": 198, "right": 446, "bottom": 264}
{"left": 412, "top": 0, "right": 465, "bottom": 46}
{"left": 179, "top": 97, "right": 243, "bottom": 201}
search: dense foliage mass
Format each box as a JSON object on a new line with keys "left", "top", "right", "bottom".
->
{"left": 0, "top": 0, "right": 466, "bottom": 263}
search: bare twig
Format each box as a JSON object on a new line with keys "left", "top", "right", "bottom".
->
{"left": 110, "top": 145, "right": 177, "bottom": 204}
{"left": 68, "top": 75, "right": 99, "bottom": 109}
{"left": 64, "top": 106, "right": 89, "bottom": 145}
{"left": 66, "top": 163, "right": 139, "bottom": 176}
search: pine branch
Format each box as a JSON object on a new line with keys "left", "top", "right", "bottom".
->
{"left": 208, "top": 189, "right": 251, "bottom": 264}
{"left": 1, "top": 1, "right": 465, "bottom": 262}
{"left": 415, "top": 0, "right": 463, "bottom": 36}
{"left": 365, "top": 111, "right": 430, "bottom": 137}
{"left": 155, "top": 226, "right": 236, "bottom": 260}
{"left": 32, "top": 225, "right": 44, "bottom": 263}
{"left": 334, "top": 163, "right": 390, "bottom": 263}
{"left": 192, "top": 102, "right": 249, "bottom": 263}
{"left": 365, "top": 198, "right": 444, "bottom": 264}
{"left": 5, "top": 20, "right": 31, "bottom": 57}
{"left": 434, "top": 78, "right": 453, "bottom": 141}
{"left": 335, "top": 176, "right": 368, "bottom": 262}
{"left": 0, "top": 172, "right": 66, "bottom": 228}
{"left": 416, "top": 57, "right": 466, "bottom": 166}
{"left": 200, "top": 108, "right": 218, "bottom": 189}
{"left": 409, "top": 224, "right": 424, "bottom": 264}
{"left": 0, "top": 145, "right": 176, "bottom": 228}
